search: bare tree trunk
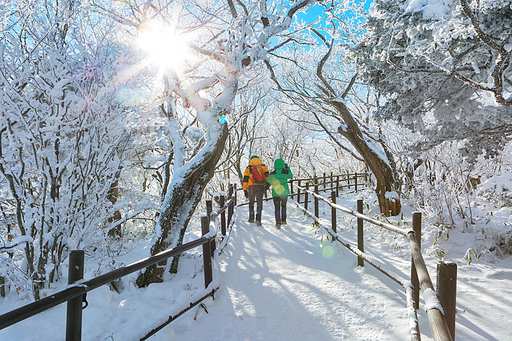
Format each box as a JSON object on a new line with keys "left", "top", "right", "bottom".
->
{"left": 107, "top": 171, "right": 122, "bottom": 238}
{"left": 136, "top": 124, "right": 228, "bottom": 286}
{"left": 333, "top": 100, "right": 402, "bottom": 216}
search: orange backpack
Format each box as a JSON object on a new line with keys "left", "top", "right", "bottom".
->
{"left": 251, "top": 164, "right": 266, "bottom": 184}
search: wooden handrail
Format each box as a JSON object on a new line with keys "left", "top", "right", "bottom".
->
{"left": 297, "top": 185, "right": 409, "bottom": 235}
{"left": 407, "top": 232, "right": 453, "bottom": 341}
{"left": 290, "top": 172, "right": 369, "bottom": 183}
{"left": 295, "top": 184, "right": 453, "bottom": 341}
{"left": 0, "top": 235, "right": 214, "bottom": 330}
{"left": 0, "top": 186, "right": 239, "bottom": 340}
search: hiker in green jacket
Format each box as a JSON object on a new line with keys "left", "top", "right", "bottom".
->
{"left": 266, "top": 158, "right": 293, "bottom": 228}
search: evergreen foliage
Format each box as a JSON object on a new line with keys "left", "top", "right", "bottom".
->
{"left": 354, "top": 0, "right": 512, "bottom": 161}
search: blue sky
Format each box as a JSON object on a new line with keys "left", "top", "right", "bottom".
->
{"left": 296, "top": 0, "right": 373, "bottom": 23}
{"left": 288, "top": 0, "right": 372, "bottom": 48}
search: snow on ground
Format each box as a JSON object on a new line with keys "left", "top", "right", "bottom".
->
{"left": 1, "top": 188, "right": 512, "bottom": 340}
{"left": 152, "top": 202, "right": 408, "bottom": 341}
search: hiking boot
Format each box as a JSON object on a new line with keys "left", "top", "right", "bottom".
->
{"left": 255, "top": 213, "right": 262, "bottom": 226}
{"left": 248, "top": 213, "right": 254, "bottom": 223}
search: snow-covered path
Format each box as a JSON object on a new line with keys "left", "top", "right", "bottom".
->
{"left": 154, "top": 201, "right": 410, "bottom": 340}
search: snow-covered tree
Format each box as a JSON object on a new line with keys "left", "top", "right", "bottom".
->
{"left": 0, "top": 0, "right": 147, "bottom": 300}
{"left": 355, "top": 0, "right": 512, "bottom": 161}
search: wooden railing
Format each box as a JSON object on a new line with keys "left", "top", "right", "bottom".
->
{"left": 289, "top": 172, "right": 370, "bottom": 199}
{"left": 0, "top": 184, "right": 239, "bottom": 341}
{"left": 0, "top": 172, "right": 457, "bottom": 341}
{"left": 291, "top": 181, "right": 456, "bottom": 341}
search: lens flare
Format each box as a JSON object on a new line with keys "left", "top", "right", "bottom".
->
{"left": 117, "top": 87, "right": 140, "bottom": 107}
{"left": 219, "top": 115, "right": 227, "bottom": 124}
{"left": 322, "top": 245, "right": 335, "bottom": 258}
{"left": 274, "top": 184, "right": 285, "bottom": 195}
{"left": 319, "top": 243, "right": 335, "bottom": 258}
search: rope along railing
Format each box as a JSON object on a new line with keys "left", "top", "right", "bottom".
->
{"left": 293, "top": 183, "right": 456, "bottom": 341}
{"left": 0, "top": 184, "right": 239, "bottom": 341}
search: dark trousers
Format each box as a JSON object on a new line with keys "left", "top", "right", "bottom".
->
{"left": 248, "top": 185, "right": 264, "bottom": 217}
{"left": 273, "top": 195, "right": 288, "bottom": 222}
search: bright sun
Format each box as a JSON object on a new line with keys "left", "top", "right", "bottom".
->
{"left": 137, "top": 20, "right": 190, "bottom": 70}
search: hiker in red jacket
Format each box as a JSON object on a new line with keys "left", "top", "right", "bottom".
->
{"left": 242, "top": 155, "right": 269, "bottom": 226}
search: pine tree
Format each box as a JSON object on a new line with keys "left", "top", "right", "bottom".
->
{"left": 354, "top": 0, "right": 512, "bottom": 161}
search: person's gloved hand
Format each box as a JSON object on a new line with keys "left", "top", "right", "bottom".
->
{"left": 264, "top": 191, "right": 267, "bottom": 198}
{"left": 244, "top": 190, "right": 248, "bottom": 198}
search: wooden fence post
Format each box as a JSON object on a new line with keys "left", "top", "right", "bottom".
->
{"left": 412, "top": 212, "right": 422, "bottom": 310}
{"left": 0, "top": 277, "right": 5, "bottom": 298}
{"left": 323, "top": 172, "right": 327, "bottom": 190}
{"left": 331, "top": 191, "right": 337, "bottom": 234}
{"left": 357, "top": 200, "right": 364, "bottom": 267}
{"left": 201, "top": 217, "right": 213, "bottom": 288}
{"left": 336, "top": 175, "right": 340, "bottom": 197}
{"left": 206, "top": 200, "right": 216, "bottom": 253}
{"left": 305, "top": 182, "right": 309, "bottom": 210}
{"left": 355, "top": 173, "right": 358, "bottom": 192}
{"left": 314, "top": 181, "right": 319, "bottom": 218}
{"left": 437, "top": 262, "right": 457, "bottom": 341}
{"left": 206, "top": 200, "right": 213, "bottom": 222}
{"left": 227, "top": 185, "right": 233, "bottom": 227}
{"left": 347, "top": 171, "right": 350, "bottom": 189}
{"left": 66, "top": 250, "right": 85, "bottom": 341}
{"left": 220, "top": 195, "right": 226, "bottom": 236}
{"left": 297, "top": 180, "right": 301, "bottom": 204}
{"left": 290, "top": 179, "right": 294, "bottom": 198}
